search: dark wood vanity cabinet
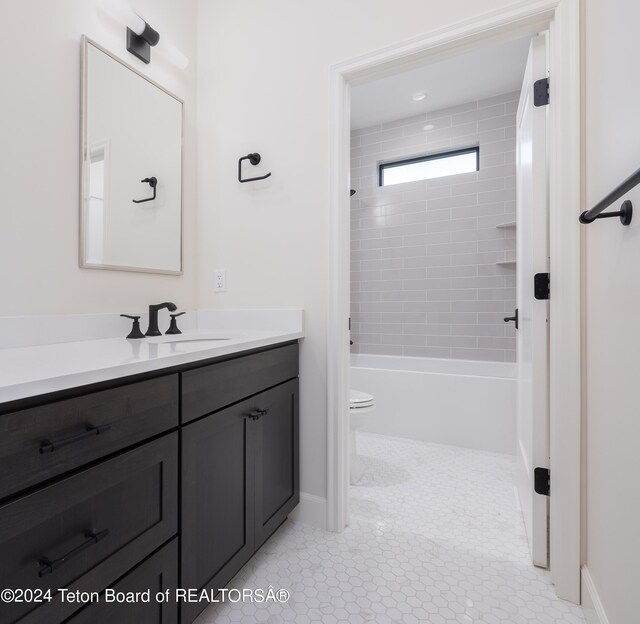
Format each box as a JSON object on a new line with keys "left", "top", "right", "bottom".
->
{"left": 0, "top": 341, "right": 299, "bottom": 624}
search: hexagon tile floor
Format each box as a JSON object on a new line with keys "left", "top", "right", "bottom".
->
{"left": 195, "top": 433, "right": 586, "bottom": 624}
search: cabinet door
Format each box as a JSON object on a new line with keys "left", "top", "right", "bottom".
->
{"left": 254, "top": 379, "right": 299, "bottom": 549}
{"left": 181, "top": 402, "right": 255, "bottom": 624}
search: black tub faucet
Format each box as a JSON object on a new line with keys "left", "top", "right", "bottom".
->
{"left": 146, "top": 302, "right": 178, "bottom": 336}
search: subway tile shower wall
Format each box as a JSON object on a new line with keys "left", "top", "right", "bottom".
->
{"left": 350, "top": 92, "right": 518, "bottom": 362}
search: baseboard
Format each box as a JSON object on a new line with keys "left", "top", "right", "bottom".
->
{"left": 581, "top": 566, "right": 610, "bottom": 624}
{"left": 289, "top": 492, "right": 327, "bottom": 530}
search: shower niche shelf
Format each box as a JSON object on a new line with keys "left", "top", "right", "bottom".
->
{"left": 495, "top": 260, "right": 516, "bottom": 267}
{"left": 496, "top": 221, "right": 516, "bottom": 229}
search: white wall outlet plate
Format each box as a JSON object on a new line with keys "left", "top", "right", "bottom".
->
{"left": 214, "top": 269, "right": 226, "bottom": 292}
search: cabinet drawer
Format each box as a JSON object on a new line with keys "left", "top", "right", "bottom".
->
{"left": 181, "top": 343, "right": 298, "bottom": 423}
{"left": 0, "top": 375, "right": 179, "bottom": 500}
{"left": 0, "top": 433, "right": 178, "bottom": 624}
{"left": 67, "top": 539, "right": 178, "bottom": 624}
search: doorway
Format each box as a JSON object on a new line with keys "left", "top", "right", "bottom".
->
{"left": 327, "top": 0, "right": 581, "bottom": 604}
{"left": 348, "top": 24, "right": 552, "bottom": 569}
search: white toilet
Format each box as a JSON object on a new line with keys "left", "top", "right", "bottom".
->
{"left": 349, "top": 389, "right": 375, "bottom": 483}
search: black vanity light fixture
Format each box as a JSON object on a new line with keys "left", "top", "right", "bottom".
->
{"left": 100, "top": 0, "right": 188, "bottom": 68}
{"left": 126, "top": 23, "right": 159, "bottom": 65}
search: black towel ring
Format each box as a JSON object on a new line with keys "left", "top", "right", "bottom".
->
{"left": 132, "top": 177, "right": 157, "bottom": 203}
{"left": 238, "top": 153, "right": 272, "bottom": 183}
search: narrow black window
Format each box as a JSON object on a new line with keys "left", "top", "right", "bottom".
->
{"left": 379, "top": 146, "right": 479, "bottom": 187}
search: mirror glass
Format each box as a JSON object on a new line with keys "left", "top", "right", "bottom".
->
{"left": 81, "top": 38, "right": 183, "bottom": 274}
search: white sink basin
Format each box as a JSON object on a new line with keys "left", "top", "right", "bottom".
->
{"left": 147, "top": 332, "right": 243, "bottom": 344}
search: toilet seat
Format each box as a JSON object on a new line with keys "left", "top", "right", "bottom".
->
{"left": 350, "top": 389, "right": 374, "bottom": 410}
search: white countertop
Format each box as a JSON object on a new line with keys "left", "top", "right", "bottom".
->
{"left": 0, "top": 328, "right": 303, "bottom": 404}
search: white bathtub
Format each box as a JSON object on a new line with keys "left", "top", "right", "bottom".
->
{"left": 350, "top": 354, "right": 517, "bottom": 455}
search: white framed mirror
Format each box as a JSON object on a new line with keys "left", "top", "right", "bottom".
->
{"left": 80, "top": 37, "right": 183, "bottom": 274}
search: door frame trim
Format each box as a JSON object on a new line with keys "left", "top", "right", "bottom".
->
{"left": 326, "top": 0, "right": 582, "bottom": 603}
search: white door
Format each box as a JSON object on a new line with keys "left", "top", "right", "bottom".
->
{"left": 515, "top": 34, "right": 550, "bottom": 568}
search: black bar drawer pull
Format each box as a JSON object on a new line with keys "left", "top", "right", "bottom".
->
{"left": 245, "top": 408, "right": 270, "bottom": 421}
{"left": 38, "top": 528, "right": 110, "bottom": 577}
{"left": 39, "top": 424, "right": 112, "bottom": 454}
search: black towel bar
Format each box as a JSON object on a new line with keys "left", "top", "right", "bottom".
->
{"left": 579, "top": 168, "right": 640, "bottom": 226}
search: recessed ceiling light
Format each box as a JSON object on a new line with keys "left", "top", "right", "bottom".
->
{"left": 411, "top": 92, "right": 427, "bottom": 102}
{"left": 423, "top": 124, "right": 435, "bottom": 131}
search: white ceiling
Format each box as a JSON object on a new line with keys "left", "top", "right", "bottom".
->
{"left": 351, "top": 37, "right": 532, "bottom": 130}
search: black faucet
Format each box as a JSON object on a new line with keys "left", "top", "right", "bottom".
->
{"left": 146, "top": 302, "right": 178, "bottom": 336}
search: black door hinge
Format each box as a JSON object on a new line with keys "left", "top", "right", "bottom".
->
{"left": 534, "top": 273, "right": 550, "bottom": 300}
{"left": 533, "top": 78, "right": 550, "bottom": 106}
{"left": 534, "top": 467, "right": 550, "bottom": 496}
